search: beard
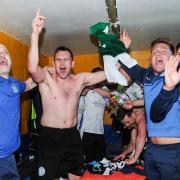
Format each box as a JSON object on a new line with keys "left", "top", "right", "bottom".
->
{"left": 0, "top": 67, "right": 10, "bottom": 76}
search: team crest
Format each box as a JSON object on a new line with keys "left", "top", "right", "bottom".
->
{"left": 11, "top": 83, "right": 19, "bottom": 93}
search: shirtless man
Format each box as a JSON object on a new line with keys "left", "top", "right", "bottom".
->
{"left": 28, "top": 10, "right": 107, "bottom": 180}
{"left": 113, "top": 99, "right": 146, "bottom": 165}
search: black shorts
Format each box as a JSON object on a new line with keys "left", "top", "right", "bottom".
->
{"left": 82, "top": 132, "right": 106, "bottom": 163}
{"left": 38, "top": 125, "right": 84, "bottom": 179}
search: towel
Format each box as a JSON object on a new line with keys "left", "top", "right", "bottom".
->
{"left": 103, "top": 55, "right": 128, "bottom": 86}
{"left": 90, "top": 22, "right": 128, "bottom": 56}
{"left": 104, "top": 53, "right": 138, "bottom": 86}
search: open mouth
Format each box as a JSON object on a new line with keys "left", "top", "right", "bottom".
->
{"left": 60, "top": 67, "right": 66, "bottom": 73}
{"left": 155, "top": 59, "right": 163, "bottom": 65}
{"left": 0, "top": 58, "right": 7, "bottom": 66}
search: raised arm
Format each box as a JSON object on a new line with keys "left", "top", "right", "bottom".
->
{"left": 80, "top": 71, "right": 107, "bottom": 87}
{"left": 151, "top": 56, "right": 180, "bottom": 122}
{"left": 24, "top": 66, "right": 55, "bottom": 92}
{"left": 164, "top": 55, "right": 180, "bottom": 91}
{"left": 28, "top": 9, "right": 46, "bottom": 83}
{"left": 120, "top": 29, "right": 132, "bottom": 49}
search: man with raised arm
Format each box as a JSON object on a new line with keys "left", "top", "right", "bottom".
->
{"left": 118, "top": 37, "right": 180, "bottom": 179}
{"left": 28, "top": 10, "right": 107, "bottom": 180}
{"left": 150, "top": 54, "right": 180, "bottom": 122}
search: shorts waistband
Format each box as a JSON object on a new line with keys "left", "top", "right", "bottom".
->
{"left": 40, "top": 125, "right": 77, "bottom": 133}
{"left": 148, "top": 141, "right": 180, "bottom": 150}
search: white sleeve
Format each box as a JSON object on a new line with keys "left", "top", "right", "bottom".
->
{"left": 115, "top": 53, "right": 137, "bottom": 68}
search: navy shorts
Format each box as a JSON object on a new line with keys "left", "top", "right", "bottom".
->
{"left": 145, "top": 142, "right": 180, "bottom": 180}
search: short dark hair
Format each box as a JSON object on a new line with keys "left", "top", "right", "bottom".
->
{"left": 176, "top": 42, "right": 180, "bottom": 51}
{"left": 151, "top": 38, "right": 175, "bottom": 55}
{"left": 91, "top": 67, "right": 103, "bottom": 73}
{"left": 54, "top": 46, "right": 73, "bottom": 60}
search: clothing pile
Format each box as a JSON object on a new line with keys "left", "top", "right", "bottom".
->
{"left": 86, "top": 158, "right": 125, "bottom": 175}
{"left": 82, "top": 158, "right": 146, "bottom": 180}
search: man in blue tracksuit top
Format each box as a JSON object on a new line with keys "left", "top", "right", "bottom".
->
{"left": 150, "top": 49, "right": 180, "bottom": 123}
{"left": 0, "top": 44, "right": 36, "bottom": 179}
{"left": 119, "top": 38, "right": 180, "bottom": 180}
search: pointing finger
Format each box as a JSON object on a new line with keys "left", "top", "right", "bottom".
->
{"left": 36, "top": 8, "right": 40, "bottom": 16}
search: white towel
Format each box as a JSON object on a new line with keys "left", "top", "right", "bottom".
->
{"left": 103, "top": 55, "right": 128, "bottom": 86}
{"left": 115, "top": 53, "right": 137, "bottom": 68}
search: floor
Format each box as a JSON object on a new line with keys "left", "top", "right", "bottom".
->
{"left": 17, "top": 158, "right": 38, "bottom": 180}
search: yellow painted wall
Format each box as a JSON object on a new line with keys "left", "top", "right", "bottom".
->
{"left": 49, "top": 53, "right": 103, "bottom": 73}
{"left": 0, "top": 32, "right": 49, "bottom": 134}
{"left": 48, "top": 50, "right": 151, "bottom": 125}
{"left": 49, "top": 51, "right": 151, "bottom": 72}
{"left": 131, "top": 50, "right": 151, "bottom": 68}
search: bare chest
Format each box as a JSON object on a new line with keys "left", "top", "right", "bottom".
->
{"left": 47, "top": 80, "right": 80, "bottom": 100}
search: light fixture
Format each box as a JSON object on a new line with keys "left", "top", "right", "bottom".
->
{"left": 105, "top": 0, "right": 120, "bottom": 36}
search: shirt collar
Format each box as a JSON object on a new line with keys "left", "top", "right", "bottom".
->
{"left": 159, "top": 72, "right": 165, "bottom": 76}
{"left": 0, "top": 75, "right": 14, "bottom": 83}
{"left": 146, "top": 67, "right": 164, "bottom": 83}
{"left": 148, "top": 67, "right": 165, "bottom": 77}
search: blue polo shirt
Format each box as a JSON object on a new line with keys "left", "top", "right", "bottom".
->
{"left": 119, "top": 62, "right": 180, "bottom": 138}
{"left": 0, "top": 76, "right": 26, "bottom": 158}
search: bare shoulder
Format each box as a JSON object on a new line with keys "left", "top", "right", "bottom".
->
{"left": 43, "top": 66, "right": 55, "bottom": 76}
{"left": 44, "top": 69, "right": 54, "bottom": 77}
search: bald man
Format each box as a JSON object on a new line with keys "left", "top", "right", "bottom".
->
{"left": 0, "top": 44, "right": 36, "bottom": 179}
